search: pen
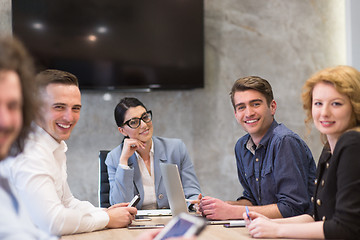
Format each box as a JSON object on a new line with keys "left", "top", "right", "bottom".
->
{"left": 245, "top": 206, "right": 252, "bottom": 221}
{"left": 186, "top": 194, "right": 203, "bottom": 202}
{"left": 185, "top": 198, "right": 201, "bottom": 204}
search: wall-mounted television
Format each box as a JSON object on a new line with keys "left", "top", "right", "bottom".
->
{"left": 12, "top": 0, "right": 204, "bottom": 91}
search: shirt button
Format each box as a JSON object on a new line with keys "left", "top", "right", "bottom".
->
{"left": 326, "top": 163, "right": 330, "bottom": 168}
{"left": 245, "top": 173, "right": 247, "bottom": 177}
{"left": 322, "top": 216, "right": 326, "bottom": 221}
{"left": 158, "top": 194, "right": 164, "bottom": 200}
{"left": 321, "top": 180, "right": 325, "bottom": 187}
{"left": 311, "top": 197, "right": 314, "bottom": 202}
{"left": 314, "top": 179, "right": 318, "bottom": 185}
{"left": 256, "top": 158, "right": 259, "bottom": 162}
{"left": 317, "top": 199, "right": 321, "bottom": 206}
{"left": 256, "top": 178, "right": 259, "bottom": 181}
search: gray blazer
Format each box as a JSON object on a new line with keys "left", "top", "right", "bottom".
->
{"left": 105, "top": 136, "right": 201, "bottom": 209}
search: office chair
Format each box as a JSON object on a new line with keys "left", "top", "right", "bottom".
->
{"left": 98, "top": 150, "right": 110, "bottom": 208}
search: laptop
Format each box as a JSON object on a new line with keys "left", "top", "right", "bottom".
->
{"left": 160, "top": 163, "right": 244, "bottom": 226}
{"left": 135, "top": 164, "right": 181, "bottom": 217}
{"left": 160, "top": 163, "right": 189, "bottom": 217}
{"left": 136, "top": 163, "right": 188, "bottom": 217}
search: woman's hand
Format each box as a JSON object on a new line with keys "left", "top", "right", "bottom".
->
{"left": 244, "top": 211, "right": 280, "bottom": 238}
{"left": 243, "top": 211, "right": 269, "bottom": 225}
{"left": 119, "top": 138, "right": 146, "bottom": 165}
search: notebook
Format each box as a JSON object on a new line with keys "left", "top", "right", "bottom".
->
{"left": 160, "top": 163, "right": 244, "bottom": 225}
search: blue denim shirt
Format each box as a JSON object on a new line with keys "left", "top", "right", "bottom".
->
{"left": 235, "top": 120, "right": 316, "bottom": 217}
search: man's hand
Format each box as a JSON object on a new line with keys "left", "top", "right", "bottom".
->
{"left": 199, "top": 196, "right": 241, "bottom": 220}
{"left": 105, "top": 206, "right": 137, "bottom": 228}
{"left": 107, "top": 202, "right": 129, "bottom": 210}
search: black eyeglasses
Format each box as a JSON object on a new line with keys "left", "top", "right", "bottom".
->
{"left": 123, "top": 110, "right": 152, "bottom": 129}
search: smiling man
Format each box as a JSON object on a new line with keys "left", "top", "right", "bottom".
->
{"left": 199, "top": 76, "right": 316, "bottom": 220}
{"left": 4, "top": 69, "right": 137, "bottom": 236}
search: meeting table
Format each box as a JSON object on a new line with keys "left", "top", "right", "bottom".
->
{"left": 60, "top": 216, "right": 297, "bottom": 240}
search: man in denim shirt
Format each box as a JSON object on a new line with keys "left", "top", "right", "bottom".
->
{"left": 199, "top": 76, "right": 316, "bottom": 220}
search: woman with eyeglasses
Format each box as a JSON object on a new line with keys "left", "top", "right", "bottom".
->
{"left": 243, "top": 66, "right": 360, "bottom": 239}
{"left": 105, "top": 97, "right": 201, "bottom": 210}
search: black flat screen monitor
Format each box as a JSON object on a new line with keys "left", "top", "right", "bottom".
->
{"left": 12, "top": 0, "right": 204, "bottom": 91}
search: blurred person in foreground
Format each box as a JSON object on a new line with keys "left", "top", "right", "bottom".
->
{"left": 245, "top": 65, "right": 360, "bottom": 239}
{"left": 0, "top": 36, "right": 57, "bottom": 239}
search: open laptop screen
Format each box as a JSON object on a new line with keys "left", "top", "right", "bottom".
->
{"left": 159, "top": 163, "right": 189, "bottom": 217}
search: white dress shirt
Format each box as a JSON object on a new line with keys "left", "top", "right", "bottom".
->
{"left": 3, "top": 125, "right": 109, "bottom": 236}
{"left": 135, "top": 145, "right": 156, "bottom": 209}
{"left": 119, "top": 143, "right": 157, "bottom": 209}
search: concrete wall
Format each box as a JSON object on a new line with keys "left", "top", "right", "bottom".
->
{"left": 346, "top": 0, "right": 360, "bottom": 69}
{"left": 1, "top": 0, "right": 346, "bottom": 206}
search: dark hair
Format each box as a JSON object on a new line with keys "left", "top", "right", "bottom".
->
{"left": 114, "top": 97, "right": 147, "bottom": 127}
{"left": 0, "top": 36, "right": 37, "bottom": 156}
{"left": 230, "top": 76, "right": 274, "bottom": 109}
{"left": 35, "top": 69, "right": 79, "bottom": 90}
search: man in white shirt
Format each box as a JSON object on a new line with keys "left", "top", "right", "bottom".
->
{"left": 0, "top": 37, "right": 57, "bottom": 239}
{"left": 4, "top": 69, "right": 137, "bottom": 236}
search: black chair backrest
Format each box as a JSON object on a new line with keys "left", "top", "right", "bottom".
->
{"left": 99, "top": 150, "right": 110, "bottom": 208}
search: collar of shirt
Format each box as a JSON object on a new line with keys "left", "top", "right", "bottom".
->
{"left": 245, "top": 137, "right": 258, "bottom": 155}
{"left": 244, "top": 120, "right": 278, "bottom": 155}
{"left": 32, "top": 124, "right": 68, "bottom": 153}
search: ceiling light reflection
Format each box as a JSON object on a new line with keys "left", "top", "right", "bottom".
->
{"left": 32, "top": 22, "right": 44, "bottom": 30}
{"left": 97, "top": 26, "right": 108, "bottom": 34}
{"left": 87, "top": 35, "right": 97, "bottom": 42}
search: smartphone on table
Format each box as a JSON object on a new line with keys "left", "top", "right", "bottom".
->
{"left": 128, "top": 224, "right": 165, "bottom": 229}
{"left": 153, "top": 213, "right": 206, "bottom": 240}
{"left": 135, "top": 215, "right": 151, "bottom": 221}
